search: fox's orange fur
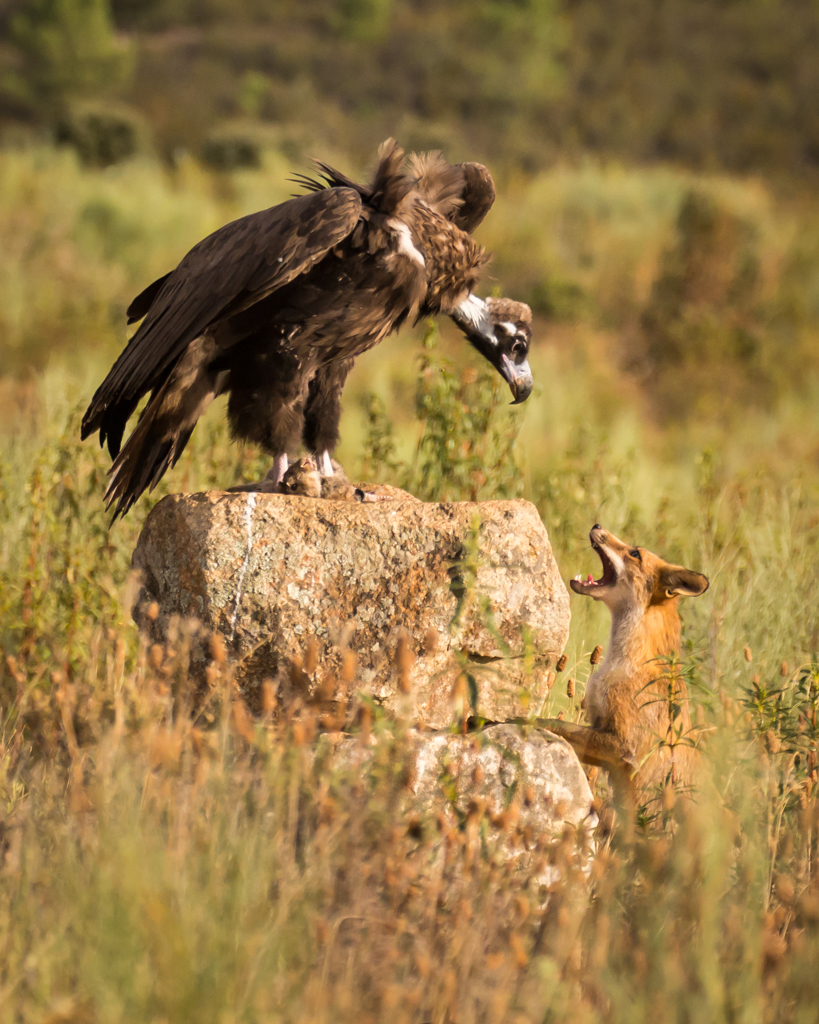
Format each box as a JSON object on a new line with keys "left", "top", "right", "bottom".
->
{"left": 547, "top": 525, "right": 709, "bottom": 801}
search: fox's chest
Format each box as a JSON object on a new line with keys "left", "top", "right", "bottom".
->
{"left": 584, "top": 668, "right": 612, "bottom": 727}
{"left": 584, "top": 658, "right": 635, "bottom": 729}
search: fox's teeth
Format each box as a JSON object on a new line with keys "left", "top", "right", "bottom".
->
{"left": 574, "top": 574, "right": 582, "bottom": 581}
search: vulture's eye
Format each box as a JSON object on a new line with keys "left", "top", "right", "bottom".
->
{"left": 512, "top": 336, "right": 528, "bottom": 357}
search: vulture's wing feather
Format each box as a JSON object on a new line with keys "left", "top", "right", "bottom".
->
{"left": 127, "top": 272, "right": 172, "bottom": 324}
{"left": 82, "top": 188, "right": 362, "bottom": 443}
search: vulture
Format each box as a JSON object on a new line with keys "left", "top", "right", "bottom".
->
{"left": 81, "top": 140, "right": 534, "bottom": 518}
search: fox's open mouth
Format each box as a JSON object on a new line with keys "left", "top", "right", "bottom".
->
{"left": 570, "top": 541, "right": 618, "bottom": 594}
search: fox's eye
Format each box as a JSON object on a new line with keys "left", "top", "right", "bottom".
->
{"left": 629, "top": 549, "right": 641, "bottom": 560}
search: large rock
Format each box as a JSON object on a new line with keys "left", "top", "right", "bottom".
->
{"left": 131, "top": 491, "right": 570, "bottom": 727}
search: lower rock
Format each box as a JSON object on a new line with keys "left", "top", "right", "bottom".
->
{"left": 323, "top": 724, "right": 597, "bottom": 873}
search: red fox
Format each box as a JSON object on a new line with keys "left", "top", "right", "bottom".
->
{"left": 544, "top": 525, "right": 709, "bottom": 800}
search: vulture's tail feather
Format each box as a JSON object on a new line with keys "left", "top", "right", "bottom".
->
{"left": 103, "top": 336, "right": 219, "bottom": 520}
{"left": 104, "top": 397, "right": 196, "bottom": 521}
{"left": 293, "top": 141, "right": 412, "bottom": 214}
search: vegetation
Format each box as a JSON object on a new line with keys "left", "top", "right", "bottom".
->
{"left": 4, "top": 0, "right": 819, "bottom": 174}
{"left": 2, "top": 138, "right": 819, "bottom": 1019}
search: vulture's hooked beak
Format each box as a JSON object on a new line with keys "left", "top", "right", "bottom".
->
{"left": 450, "top": 294, "right": 535, "bottom": 405}
{"left": 500, "top": 353, "right": 534, "bottom": 405}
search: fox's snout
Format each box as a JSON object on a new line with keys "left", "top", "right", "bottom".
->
{"left": 573, "top": 524, "right": 709, "bottom": 607}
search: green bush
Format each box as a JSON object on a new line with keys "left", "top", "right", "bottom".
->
{"left": 55, "top": 100, "right": 146, "bottom": 167}
{"left": 4, "top": 0, "right": 132, "bottom": 120}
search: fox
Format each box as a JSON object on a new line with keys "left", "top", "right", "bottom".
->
{"left": 542, "top": 524, "right": 709, "bottom": 801}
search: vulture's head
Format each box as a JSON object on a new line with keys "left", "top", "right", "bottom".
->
{"left": 451, "top": 296, "right": 534, "bottom": 404}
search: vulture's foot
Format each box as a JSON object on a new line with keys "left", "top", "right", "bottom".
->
{"left": 318, "top": 450, "right": 336, "bottom": 477}
{"left": 227, "top": 454, "right": 290, "bottom": 494}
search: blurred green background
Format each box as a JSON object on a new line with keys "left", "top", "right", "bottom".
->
{"left": 5, "top": 0, "right": 819, "bottom": 175}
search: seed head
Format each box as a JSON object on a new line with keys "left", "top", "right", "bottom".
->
{"left": 304, "top": 637, "right": 319, "bottom": 675}
{"left": 210, "top": 632, "right": 227, "bottom": 665}
{"left": 556, "top": 654, "right": 568, "bottom": 673}
{"left": 395, "top": 633, "right": 414, "bottom": 694}
{"left": 567, "top": 678, "right": 576, "bottom": 700}
{"left": 289, "top": 655, "right": 307, "bottom": 689}
{"left": 318, "top": 670, "right": 337, "bottom": 702}
{"left": 590, "top": 645, "right": 603, "bottom": 666}
{"left": 765, "top": 730, "right": 781, "bottom": 754}
{"left": 781, "top": 661, "right": 789, "bottom": 677}
{"left": 261, "top": 680, "right": 277, "bottom": 715}
{"left": 451, "top": 672, "right": 468, "bottom": 710}
{"left": 357, "top": 703, "right": 372, "bottom": 743}
{"left": 340, "top": 649, "right": 357, "bottom": 685}
{"left": 744, "top": 646, "right": 753, "bottom": 663}
{"left": 423, "top": 627, "right": 439, "bottom": 656}
{"left": 232, "top": 699, "right": 255, "bottom": 744}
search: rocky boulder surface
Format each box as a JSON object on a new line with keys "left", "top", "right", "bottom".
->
{"left": 324, "top": 724, "right": 597, "bottom": 855}
{"left": 131, "top": 491, "right": 570, "bottom": 728}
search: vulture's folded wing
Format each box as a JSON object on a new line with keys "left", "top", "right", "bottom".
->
{"left": 451, "top": 163, "right": 496, "bottom": 233}
{"left": 82, "top": 187, "right": 362, "bottom": 444}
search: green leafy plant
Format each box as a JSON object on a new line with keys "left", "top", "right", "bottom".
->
{"left": 359, "top": 322, "right": 526, "bottom": 502}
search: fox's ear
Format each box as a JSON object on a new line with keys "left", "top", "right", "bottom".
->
{"left": 662, "top": 567, "right": 709, "bottom": 599}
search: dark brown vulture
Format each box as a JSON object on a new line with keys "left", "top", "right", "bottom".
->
{"left": 81, "top": 140, "right": 534, "bottom": 518}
